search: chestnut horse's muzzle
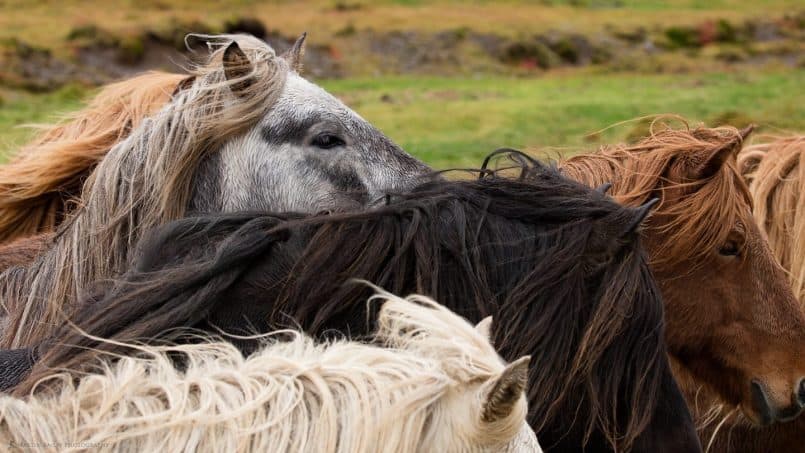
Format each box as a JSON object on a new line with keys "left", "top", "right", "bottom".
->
{"left": 750, "top": 378, "right": 805, "bottom": 425}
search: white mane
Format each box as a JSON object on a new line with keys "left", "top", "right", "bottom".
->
{"left": 0, "top": 291, "right": 540, "bottom": 452}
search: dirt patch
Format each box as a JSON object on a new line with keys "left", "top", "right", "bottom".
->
{"left": 68, "top": 19, "right": 342, "bottom": 84}
{"left": 74, "top": 38, "right": 190, "bottom": 81}
{"left": 0, "top": 39, "right": 97, "bottom": 91}
{"left": 366, "top": 30, "right": 464, "bottom": 73}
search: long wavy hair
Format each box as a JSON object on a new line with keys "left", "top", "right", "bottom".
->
{"left": 739, "top": 135, "right": 805, "bottom": 306}
{"left": 21, "top": 157, "right": 696, "bottom": 452}
{"left": 2, "top": 292, "right": 536, "bottom": 453}
{"left": 0, "top": 72, "right": 186, "bottom": 243}
{"left": 0, "top": 35, "right": 288, "bottom": 349}
{"left": 562, "top": 123, "right": 805, "bottom": 451}
{"left": 560, "top": 123, "right": 752, "bottom": 274}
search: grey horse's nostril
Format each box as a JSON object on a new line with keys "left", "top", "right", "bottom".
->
{"left": 798, "top": 378, "right": 805, "bottom": 407}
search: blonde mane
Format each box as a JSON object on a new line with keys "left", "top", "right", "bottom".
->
{"left": 739, "top": 135, "right": 805, "bottom": 306}
{"left": 560, "top": 123, "right": 752, "bottom": 273}
{"left": 1, "top": 35, "right": 288, "bottom": 348}
{"left": 0, "top": 72, "right": 185, "bottom": 243}
{"left": 0, "top": 291, "right": 536, "bottom": 453}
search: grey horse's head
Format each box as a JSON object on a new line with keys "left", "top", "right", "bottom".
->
{"left": 191, "top": 34, "right": 430, "bottom": 214}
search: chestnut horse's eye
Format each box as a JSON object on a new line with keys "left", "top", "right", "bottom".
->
{"left": 719, "top": 240, "right": 741, "bottom": 257}
{"left": 311, "top": 133, "right": 346, "bottom": 150}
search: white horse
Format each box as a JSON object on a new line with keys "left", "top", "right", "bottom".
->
{"left": 0, "top": 291, "right": 541, "bottom": 453}
{"left": 0, "top": 34, "right": 430, "bottom": 348}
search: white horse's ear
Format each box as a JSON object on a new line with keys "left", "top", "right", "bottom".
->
{"left": 475, "top": 316, "right": 493, "bottom": 343}
{"left": 223, "top": 41, "right": 254, "bottom": 95}
{"left": 282, "top": 32, "right": 307, "bottom": 73}
{"left": 481, "top": 355, "right": 530, "bottom": 423}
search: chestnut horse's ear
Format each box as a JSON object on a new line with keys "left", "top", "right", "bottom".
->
{"left": 689, "top": 125, "right": 754, "bottom": 180}
{"left": 481, "top": 355, "right": 530, "bottom": 423}
{"left": 223, "top": 41, "right": 254, "bottom": 95}
{"left": 739, "top": 124, "right": 755, "bottom": 140}
{"left": 282, "top": 32, "right": 307, "bottom": 73}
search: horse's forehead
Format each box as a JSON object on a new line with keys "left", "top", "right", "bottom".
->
{"left": 267, "top": 74, "right": 365, "bottom": 125}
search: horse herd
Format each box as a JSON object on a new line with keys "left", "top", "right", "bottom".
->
{"left": 0, "top": 33, "right": 802, "bottom": 452}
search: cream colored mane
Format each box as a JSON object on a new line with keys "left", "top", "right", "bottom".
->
{"left": 0, "top": 291, "right": 539, "bottom": 453}
{"left": 739, "top": 135, "right": 805, "bottom": 307}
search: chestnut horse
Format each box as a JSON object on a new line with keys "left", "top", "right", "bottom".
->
{"left": 559, "top": 124, "right": 805, "bottom": 440}
{"left": 685, "top": 135, "right": 805, "bottom": 452}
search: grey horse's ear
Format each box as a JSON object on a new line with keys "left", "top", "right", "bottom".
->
{"left": 282, "top": 32, "right": 307, "bottom": 73}
{"left": 481, "top": 355, "right": 530, "bottom": 423}
{"left": 223, "top": 41, "right": 254, "bottom": 95}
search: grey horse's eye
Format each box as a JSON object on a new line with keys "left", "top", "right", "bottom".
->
{"left": 311, "top": 133, "right": 346, "bottom": 150}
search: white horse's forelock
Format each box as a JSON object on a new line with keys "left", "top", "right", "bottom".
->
{"left": 0, "top": 292, "right": 539, "bottom": 452}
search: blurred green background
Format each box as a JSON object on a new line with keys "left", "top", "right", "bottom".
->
{"left": 1, "top": 0, "right": 803, "bottom": 167}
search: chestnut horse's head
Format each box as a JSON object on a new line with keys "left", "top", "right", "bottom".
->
{"left": 563, "top": 123, "right": 805, "bottom": 426}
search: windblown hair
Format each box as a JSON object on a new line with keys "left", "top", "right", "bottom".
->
{"left": 0, "top": 35, "right": 288, "bottom": 348}
{"left": 0, "top": 72, "right": 185, "bottom": 243}
{"left": 560, "top": 122, "right": 752, "bottom": 273}
{"left": 739, "top": 135, "right": 805, "bottom": 306}
{"left": 24, "top": 158, "right": 677, "bottom": 452}
{"left": 1, "top": 292, "right": 537, "bottom": 453}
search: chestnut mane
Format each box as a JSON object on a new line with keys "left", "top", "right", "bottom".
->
{"left": 0, "top": 71, "right": 185, "bottom": 243}
{"left": 560, "top": 123, "right": 752, "bottom": 273}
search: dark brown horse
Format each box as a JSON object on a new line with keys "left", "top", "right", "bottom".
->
{"left": 560, "top": 124, "right": 805, "bottom": 436}
{"left": 13, "top": 157, "right": 700, "bottom": 453}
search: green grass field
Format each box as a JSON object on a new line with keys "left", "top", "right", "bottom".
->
{"left": 324, "top": 69, "right": 805, "bottom": 167}
{"left": 3, "top": 68, "right": 802, "bottom": 168}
